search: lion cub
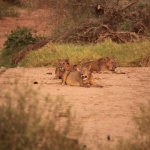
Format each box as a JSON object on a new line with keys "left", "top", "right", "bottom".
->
{"left": 82, "top": 57, "right": 117, "bottom": 73}
{"left": 54, "top": 59, "right": 78, "bottom": 79}
{"left": 62, "top": 65, "right": 102, "bottom": 88}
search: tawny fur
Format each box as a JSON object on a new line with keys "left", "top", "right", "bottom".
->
{"left": 54, "top": 59, "right": 69, "bottom": 79}
{"left": 62, "top": 65, "right": 102, "bottom": 88}
{"left": 82, "top": 57, "right": 117, "bottom": 73}
{"left": 55, "top": 59, "right": 78, "bottom": 79}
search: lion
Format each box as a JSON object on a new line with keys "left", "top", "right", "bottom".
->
{"left": 62, "top": 65, "right": 102, "bottom": 88}
{"left": 54, "top": 59, "right": 78, "bottom": 79}
{"left": 64, "top": 63, "right": 78, "bottom": 72}
{"left": 81, "top": 57, "right": 117, "bottom": 73}
{"left": 54, "top": 59, "right": 69, "bottom": 79}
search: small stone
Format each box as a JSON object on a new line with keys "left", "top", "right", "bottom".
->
{"left": 33, "top": 81, "right": 38, "bottom": 84}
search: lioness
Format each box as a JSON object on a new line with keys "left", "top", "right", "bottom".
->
{"left": 54, "top": 59, "right": 78, "bottom": 79}
{"left": 82, "top": 57, "right": 117, "bottom": 73}
{"left": 54, "top": 59, "right": 69, "bottom": 79}
{"left": 62, "top": 65, "right": 102, "bottom": 88}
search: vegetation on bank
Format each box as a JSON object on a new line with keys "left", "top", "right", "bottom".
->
{"left": 19, "top": 39, "right": 150, "bottom": 67}
{"left": 0, "top": 26, "right": 149, "bottom": 68}
{"left": 0, "top": 0, "right": 150, "bottom": 67}
{"left": 0, "top": 26, "right": 44, "bottom": 67}
{"left": 0, "top": 34, "right": 150, "bottom": 68}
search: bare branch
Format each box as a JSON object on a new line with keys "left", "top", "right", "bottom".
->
{"left": 121, "top": 0, "right": 138, "bottom": 11}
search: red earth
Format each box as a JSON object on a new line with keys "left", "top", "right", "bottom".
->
{"left": 0, "top": 8, "right": 55, "bottom": 50}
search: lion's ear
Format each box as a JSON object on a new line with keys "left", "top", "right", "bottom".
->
{"left": 65, "top": 59, "right": 69, "bottom": 63}
{"left": 73, "top": 65, "right": 79, "bottom": 71}
{"left": 86, "top": 64, "right": 91, "bottom": 70}
{"left": 73, "top": 64, "right": 77, "bottom": 68}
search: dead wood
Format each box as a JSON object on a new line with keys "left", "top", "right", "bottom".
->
{"left": 49, "top": 0, "right": 149, "bottom": 44}
{"left": 50, "top": 21, "right": 145, "bottom": 44}
{"left": 120, "top": 0, "right": 138, "bottom": 11}
{"left": 12, "top": 39, "right": 49, "bottom": 65}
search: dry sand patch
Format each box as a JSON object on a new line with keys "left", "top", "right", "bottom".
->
{"left": 0, "top": 67, "right": 150, "bottom": 150}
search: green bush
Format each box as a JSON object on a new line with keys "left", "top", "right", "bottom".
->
{"left": 3, "top": 26, "right": 40, "bottom": 56}
{"left": 0, "top": 81, "right": 80, "bottom": 150}
{"left": 0, "top": 26, "right": 42, "bottom": 67}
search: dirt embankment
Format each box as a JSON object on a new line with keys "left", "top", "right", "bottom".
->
{"left": 0, "top": 9, "right": 54, "bottom": 50}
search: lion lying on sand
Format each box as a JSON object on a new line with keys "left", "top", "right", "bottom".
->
{"left": 62, "top": 65, "right": 102, "bottom": 88}
{"left": 81, "top": 57, "right": 117, "bottom": 73}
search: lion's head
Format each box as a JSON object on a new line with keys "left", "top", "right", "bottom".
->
{"left": 105, "top": 57, "right": 117, "bottom": 71}
{"left": 97, "top": 57, "right": 117, "bottom": 72}
{"left": 57, "top": 59, "right": 69, "bottom": 72}
{"left": 80, "top": 65, "right": 92, "bottom": 81}
{"left": 55, "top": 59, "right": 69, "bottom": 79}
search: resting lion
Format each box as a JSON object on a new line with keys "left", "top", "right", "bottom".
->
{"left": 54, "top": 59, "right": 69, "bottom": 79}
{"left": 82, "top": 57, "right": 117, "bottom": 73}
{"left": 54, "top": 59, "right": 78, "bottom": 79}
{"left": 62, "top": 65, "right": 102, "bottom": 88}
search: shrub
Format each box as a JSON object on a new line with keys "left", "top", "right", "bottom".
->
{"left": 0, "top": 26, "right": 42, "bottom": 67}
{"left": 0, "top": 81, "right": 80, "bottom": 150}
{"left": 3, "top": 26, "right": 41, "bottom": 56}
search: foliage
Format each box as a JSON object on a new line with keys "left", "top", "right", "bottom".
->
{"left": 0, "top": 0, "right": 20, "bottom": 19}
{"left": 0, "top": 0, "right": 150, "bottom": 67}
{"left": 0, "top": 81, "right": 80, "bottom": 150}
{"left": 0, "top": 26, "right": 42, "bottom": 67}
{"left": 3, "top": 26, "right": 41, "bottom": 56}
